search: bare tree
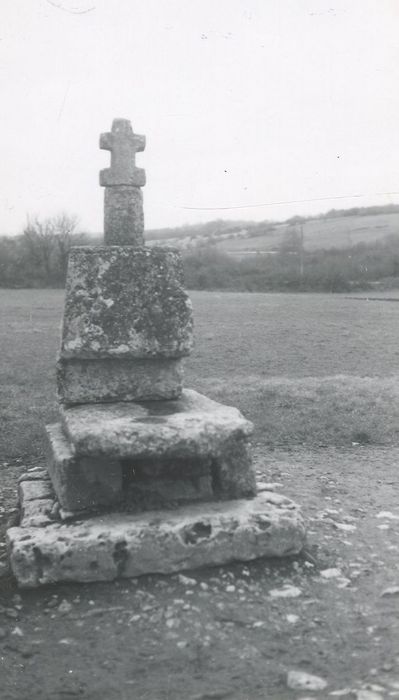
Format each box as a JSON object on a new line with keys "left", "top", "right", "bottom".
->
{"left": 52, "top": 213, "right": 80, "bottom": 278}
{"left": 23, "top": 216, "right": 56, "bottom": 284}
{"left": 22, "top": 213, "right": 84, "bottom": 285}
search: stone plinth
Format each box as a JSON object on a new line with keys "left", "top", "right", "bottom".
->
{"left": 8, "top": 488, "right": 306, "bottom": 588}
{"left": 61, "top": 247, "right": 193, "bottom": 360}
{"left": 46, "top": 390, "right": 256, "bottom": 513}
{"left": 57, "top": 357, "right": 184, "bottom": 405}
{"left": 61, "top": 390, "right": 253, "bottom": 459}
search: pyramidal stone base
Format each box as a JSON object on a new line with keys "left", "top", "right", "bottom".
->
{"left": 7, "top": 475, "right": 306, "bottom": 587}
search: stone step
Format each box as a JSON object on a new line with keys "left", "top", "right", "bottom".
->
{"left": 57, "top": 356, "right": 184, "bottom": 405}
{"left": 61, "top": 389, "right": 253, "bottom": 460}
{"left": 7, "top": 492, "right": 306, "bottom": 588}
{"left": 53, "top": 389, "right": 257, "bottom": 510}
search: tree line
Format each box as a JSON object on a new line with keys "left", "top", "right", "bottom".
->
{"left": 182, "top": 233, "right": 399, "bottom": 293}
{"left": 2, "top": 214, "right": 399, "bottom": 292}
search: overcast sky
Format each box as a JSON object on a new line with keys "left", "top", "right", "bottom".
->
{"left": 1, "top": 0, "right": 398, "bottom": 235}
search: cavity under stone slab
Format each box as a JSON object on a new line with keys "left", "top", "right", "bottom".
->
{"left": 46, "top": 390, "right": 257, "bottom": 514}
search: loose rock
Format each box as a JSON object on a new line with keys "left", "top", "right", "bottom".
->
{"left": 320, "top": 568, "right": 342, "bottom": 579}
{"left": 287, "top": 670, "right": 328, "bottom": 691}
{"left": 381, "top": 586, "right": 399, "bottom": 597}
{"left": 269, "top": 585, "right": 302, "bottom": 599}
{"left": 58, "top": 600, "right": 73, "bottom": 614}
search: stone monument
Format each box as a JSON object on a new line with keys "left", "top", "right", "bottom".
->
{"left": 7, "top": 118, "right": 305, "bottom": 587}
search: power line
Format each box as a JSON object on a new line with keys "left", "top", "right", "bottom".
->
{"left": 178, "top": 191, "right": 399, "bottom": 211}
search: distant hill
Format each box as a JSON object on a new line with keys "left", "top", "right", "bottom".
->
{"left": 145, "top": 204, "right": 399, "bottom": 257}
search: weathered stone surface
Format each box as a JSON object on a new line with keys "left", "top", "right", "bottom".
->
{"left": 20, "top": 500, "right": 54, "bottom": 528}
{"left": 18, "top": 468, "right": 49, "bottom": 483}
{"left": 212, "top": 437, "right": 255, "bottom": 500}
{"left": 7, "top": 492, "right": 306, "bottom": 587}
{"left": 18, "top": 478, "right": 53, "bottom": 502}
{"left": 104, "top": 186, "right": 144, "bottom": 246}
{"left": 61, "top": 389, "right": 256, "bottom": 500}
{"left": 62, "top": 389, "right": 253, "bottom": 458}
{"left": 46, "top": 423, "right": 123, "bottom": 512}
{"left": 18, "top": 477, "right": 56, "bottom": 528}
{"left": 57, "top": 357, "right": 184, "bottom": 405}
{"left": 61, "top": 246, "right": 193, "bottom": 359}
{"left": 100, "top": 118, "right": 145, "bottom": 187}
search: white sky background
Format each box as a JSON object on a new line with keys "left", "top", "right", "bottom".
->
{"left": 1, "top": 0, "right": 399, "bottom": 235}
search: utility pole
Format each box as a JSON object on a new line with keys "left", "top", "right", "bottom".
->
{"left": 299, "top": 224, "right": 304, "bottom": 284}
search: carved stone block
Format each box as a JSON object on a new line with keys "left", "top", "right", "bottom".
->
{"left": 60, "top": 246, "right": 193, "bottom": 360}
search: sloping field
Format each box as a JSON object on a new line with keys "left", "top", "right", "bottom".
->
{"left": 214, "top": 211, "right": 399, "bottom": 257}
{"left": 300, "top": 211, "right": 399, "bottom": 250}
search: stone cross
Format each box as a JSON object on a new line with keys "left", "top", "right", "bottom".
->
{"left": 100, "top": 118, "right": 146, "bottom": 246}
{"left": 100, "top": 119, "right": 146, "bottom": 187}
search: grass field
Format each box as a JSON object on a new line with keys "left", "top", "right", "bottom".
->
{"left": 2, "top": 288, "right": 399, "bottom": 461}
{"left": 214, "top": 211, "right": 399, "bottom": 256}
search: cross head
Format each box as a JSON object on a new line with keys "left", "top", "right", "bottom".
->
{"left": 100, "top": 118, "right": 146, "bottom": 187}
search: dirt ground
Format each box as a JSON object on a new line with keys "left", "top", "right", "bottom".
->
{"left": 1, "top": 441, "right": 399, "bottom": 700}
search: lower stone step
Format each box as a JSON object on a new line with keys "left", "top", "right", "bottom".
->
{"left": 7, "top": 492, "right": 306, "bottom": 588}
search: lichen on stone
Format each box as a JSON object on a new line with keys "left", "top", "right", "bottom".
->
{"left": 61, "top": 246, "right": 193, "bottom": 359}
